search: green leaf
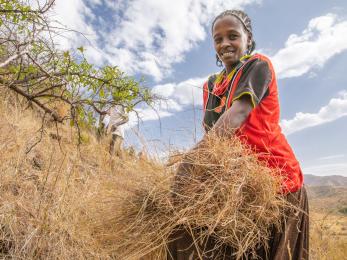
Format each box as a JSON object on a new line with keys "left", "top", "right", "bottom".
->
{"left": 100, "top": 88, "right": 105, "bottom": 98}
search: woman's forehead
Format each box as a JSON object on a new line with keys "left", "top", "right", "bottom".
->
{"left": 212, "top": 15, "right": 244, "bottom": 34}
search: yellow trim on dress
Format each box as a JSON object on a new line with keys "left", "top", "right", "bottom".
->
{"left": 240, "top": 54, "right": 252, "bottom": 61}
{"left": 232, "top": 91, "right": 256, "bottom": 108}
{"left": 213, "top": 54, "right": 253, "bottom": 84}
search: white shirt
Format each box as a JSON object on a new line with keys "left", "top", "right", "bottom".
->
{"left": 102, "top": 105, "right": 128, "bottom": 138}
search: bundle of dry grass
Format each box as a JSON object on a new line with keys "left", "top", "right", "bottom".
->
{"left": 87, "top": 133, "right": 288, "bottom": 259}
{"left": 170, "top": 134, "right": 286, "bottom": 258}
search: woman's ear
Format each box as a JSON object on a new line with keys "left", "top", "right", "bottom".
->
{"left": 246, "top": 33, "right": 253, "bottom": 53}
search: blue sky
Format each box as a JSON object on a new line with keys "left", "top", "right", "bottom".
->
{"left": 48, "top": 0, "right": 347, "bottom": 176}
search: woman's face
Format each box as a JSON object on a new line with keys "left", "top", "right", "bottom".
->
{"left": 212, "top": 15, "right": 250, "bottom": 71}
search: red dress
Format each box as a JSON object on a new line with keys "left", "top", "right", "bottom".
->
{"left": 202, "top": 53, "right": 303, "bottom": 193}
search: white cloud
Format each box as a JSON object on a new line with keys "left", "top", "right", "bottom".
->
{"left": 280, "top": 91, "right": 347, "bottom": 135}
{"left": 303, "top": 163, "right": 347, "bottom": 177}
{"left": 152, "top": 77, "right": 206, "bottom": 106}
{"left": 104, "top": 0, "right": 261, "bottom": 81}
{"left": 128, "top": 107, "right": 174, "bottom": 126}
{"left": 44, "top": 3, "right": 347, "bottom": 82}
{"left": 271, "top": 14, "right": 347, "bottom": 79}
{"left": 319, "top": 154, "right": 346, "bottom": 161}
{"left": 43, "top": 0, "right": 261, "bottom": 81}
{"left": 48, "top": 0, "right": 98, "bottom": 50}
{"left": 88, "top": 0, "right": 102, "bottom": 5}
{"left": 126, "top": 76, "right": 206, "bottom": 127}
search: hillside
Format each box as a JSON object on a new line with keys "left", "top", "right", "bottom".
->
{"left": 305, "top": 174, "right": 347, "bottom": 187}
{"left": 0, "top": 96, "right": 168, "bottom": 258}
{"left": 306, "top": 186, "right": 347, "bottom": 213}
{"left": 304, "top": 174, "right": 347, "bottom": 214}
{"left": 0, "top": 97, "right": 346, "bottom": 259}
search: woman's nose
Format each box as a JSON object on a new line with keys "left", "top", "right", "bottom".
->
{"left": 220, "top": 38, "right": 231, "bottom": 48}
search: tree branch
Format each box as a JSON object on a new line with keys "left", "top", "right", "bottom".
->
{"left": 0, "top": 78, "right": 63, "bottom": 122}
{"left": 0, "top": 50, "right": 28, "bottom": 68}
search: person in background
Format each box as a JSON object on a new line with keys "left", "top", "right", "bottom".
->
{"left": 102, "top": 105, "right": 129, "bottom": 156}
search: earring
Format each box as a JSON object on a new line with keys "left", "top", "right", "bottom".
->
{"left": 247, "top": 40, "right": 255, "bottom": 55}
{"left": 216, "top": 54, "right": 223, "bottom": 67}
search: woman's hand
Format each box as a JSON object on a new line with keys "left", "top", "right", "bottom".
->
{"left": 171, "top": 96, "right": 253, "bottom": 205}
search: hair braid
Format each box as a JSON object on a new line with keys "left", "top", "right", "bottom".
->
{"left": 212, "top": 10, "right": 256, "bottom": 55}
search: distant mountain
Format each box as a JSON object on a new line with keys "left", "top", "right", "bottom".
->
{"left": 304, "top": 174, "right": 347, "bottom": 187}
{"left": 306, "top": 185, "right": 347, "bottom": 213}
{"left": 304, "top": 175, "right": 347, "bottom": 213}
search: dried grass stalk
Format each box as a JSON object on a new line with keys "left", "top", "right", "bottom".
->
{"left": 84, "top": 160, "right": 174, "bottom": 260}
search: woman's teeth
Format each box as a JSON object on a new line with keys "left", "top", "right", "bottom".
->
{"left": 222, "top": 52, "right": 234, "bottom": 58}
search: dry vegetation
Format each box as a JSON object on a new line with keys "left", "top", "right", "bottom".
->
{"left": 0, "top": 93, "right": 118, "bottom": 259}
{"left": 0, "top": 94, "right": 346, "bottom": 259}
{"left": 310, "top": 212, "right": 347, "bottom": 260}
{"left": 306, "top": 184, "right": 347, "bottom": 259}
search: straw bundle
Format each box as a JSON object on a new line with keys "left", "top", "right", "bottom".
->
{"left": 170, "top": 133, "right": 286, "bottom": 259}
{"left": 88, "top": 133, "right": 287, "bottom": 259}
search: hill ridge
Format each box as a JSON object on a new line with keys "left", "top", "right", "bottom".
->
{"left": 304, "top": 174, "right": 347, "bottom": 186}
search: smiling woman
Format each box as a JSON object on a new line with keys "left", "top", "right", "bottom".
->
{"left": 168, "top": 9, "right": 309, "bottom": 260}
{"left": 212, "top": 11, "right": 254, "bottom": 74}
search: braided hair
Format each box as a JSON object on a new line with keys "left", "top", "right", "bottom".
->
{"left": 212, "top": 10, "right": 256, "bottom": 66}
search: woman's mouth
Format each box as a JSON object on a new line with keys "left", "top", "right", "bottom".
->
{"left": 221, "top": 51, "right": 235, "bottom": 58}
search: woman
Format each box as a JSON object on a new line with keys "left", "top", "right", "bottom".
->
{"left": 168, "top": 10, "right": 309, "bottom": 260}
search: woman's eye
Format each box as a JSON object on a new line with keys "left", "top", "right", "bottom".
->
{"left": 214, "top": 38, "right": 222, "bottom": 44}
{"left": 229, "top": 34, "right": 238, "bottom": 40}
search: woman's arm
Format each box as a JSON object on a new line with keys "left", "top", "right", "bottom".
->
{"left": 211, "top": 94, "right": 254, "bottom": 138}
{"left": 191, "top": 94, "right": 253, "bottom": 150}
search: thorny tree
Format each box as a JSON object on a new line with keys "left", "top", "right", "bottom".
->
{"left": 0, "top": 0, "right": 154, "bottom": 144}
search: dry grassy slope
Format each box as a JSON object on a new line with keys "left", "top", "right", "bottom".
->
{"left": 0, "top": 96, "right": 110, "bottom": 258}
{"left": 306, "top": 186, "right": 347, "bottom": 213}
{"left": 0, "top": 96, "right": 346, "bottom": 259}
{"left": 0, "top": 96, "right": 166, "bottom": 259}
{"left": 308, "top": 186, "right": 347, "bottom": 259}
{"left": 304, "top": 173, "right": 347, "bottom": 213}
